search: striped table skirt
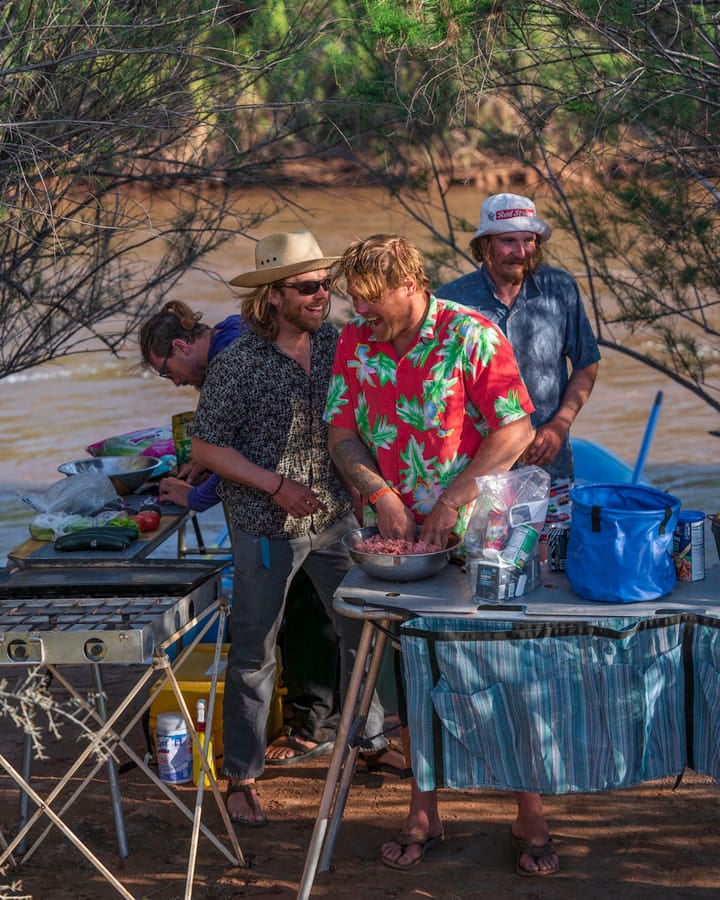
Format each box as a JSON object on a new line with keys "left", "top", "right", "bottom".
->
{"left": 400, "top": 614, "right": 720, "bottom": 794}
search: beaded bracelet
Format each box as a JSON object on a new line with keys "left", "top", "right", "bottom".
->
{"left": 269, "top": 474, "right": 284, "bottom": 497}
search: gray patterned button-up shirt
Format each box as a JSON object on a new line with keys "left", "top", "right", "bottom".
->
{"left": 191, "top": 323, "right": 351, "bottom": 539}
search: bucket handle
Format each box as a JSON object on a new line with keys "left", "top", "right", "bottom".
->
{"left": 590, "top": 504, "right": 673, "bottom": 534}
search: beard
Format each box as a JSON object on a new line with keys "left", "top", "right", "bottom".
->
{"left": 279, "top": 295, "right": 327, "bottom": 333}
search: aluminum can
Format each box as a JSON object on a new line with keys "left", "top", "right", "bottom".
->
{"left": 673, "top": 510, "right": 705, "bottom": 582}
{"left": 499, "top": 524, "right": 539, "bottom": 570}
{"left": 547, "top": 524, "right": 570, "bottom": 572}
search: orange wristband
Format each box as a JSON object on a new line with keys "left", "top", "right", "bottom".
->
{"left": 368, "top": 485, "right": 399, "bottom": 506}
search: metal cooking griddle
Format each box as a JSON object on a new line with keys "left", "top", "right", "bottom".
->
{"left": 0, "top": 560, "right": 226, "bottom": 665}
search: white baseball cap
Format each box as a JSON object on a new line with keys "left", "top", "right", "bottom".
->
{"left": 473, "top": 193, "right": 552, "bottom": 242}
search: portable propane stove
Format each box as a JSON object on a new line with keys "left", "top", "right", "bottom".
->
{"left": 0, "top": 560, "right": 224, "bottom": 665}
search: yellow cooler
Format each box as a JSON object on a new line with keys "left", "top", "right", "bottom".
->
{"left": 149, "top": 644, "right": 286, "bottom": 761}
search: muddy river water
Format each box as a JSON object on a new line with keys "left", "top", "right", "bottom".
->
{"left": 2, "top": 185, "right": 718, "bottom": 562}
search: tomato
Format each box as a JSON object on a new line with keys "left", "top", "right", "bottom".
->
{"left": 139, "top": 510, "right": 161, "bottom": 531}
{"left": 131, "top": 511, "right": 161, "bottom": 532}
{"left": 128, "top": 514, "right": 150, "bottom": 533}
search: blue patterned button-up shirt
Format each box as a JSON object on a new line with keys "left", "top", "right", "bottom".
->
{"left": 436, "top": 265, "right": 600, "bottom": 480}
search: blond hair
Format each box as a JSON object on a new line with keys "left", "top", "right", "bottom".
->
{"left": 239, "top": 284, "right": 279, "bottom": 341}
{"left": 335, "top": 234, "right": 430, "bottom": 303}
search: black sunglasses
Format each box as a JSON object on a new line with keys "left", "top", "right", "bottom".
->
{"left": 157, "top": 348, "right": 173, "bottom": 378}
{"left": 278, "top": 277, "right": 331, "bottom": 296}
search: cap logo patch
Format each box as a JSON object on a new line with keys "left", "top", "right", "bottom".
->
{"left": 494, "top": 207, "right": 535, "bottom": 221}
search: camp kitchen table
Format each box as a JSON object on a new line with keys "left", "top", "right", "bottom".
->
{"left": 7, "top": 497, "right": 194, "bottom": 568}
{"left": 298, "top": 561, "right": 720, "bottom": 899}
{"left": 0, "top": 511, "right": 244, "bottom": 900}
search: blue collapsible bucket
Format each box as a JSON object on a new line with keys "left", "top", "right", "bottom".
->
{"left": 566, "top": 482, "right": 681, "bottom": 603}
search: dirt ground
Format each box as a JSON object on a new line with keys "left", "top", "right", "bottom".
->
{"left": 2, "top": 663, "right": 720, "bottom": 900}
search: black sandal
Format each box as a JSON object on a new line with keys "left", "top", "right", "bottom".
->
{"left": 225, "top": 780, "right": 268, "bottom": 828}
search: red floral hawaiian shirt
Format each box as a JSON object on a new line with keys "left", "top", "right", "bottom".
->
{"left": 324, "top": 295, "right": 534, "bottom": 529}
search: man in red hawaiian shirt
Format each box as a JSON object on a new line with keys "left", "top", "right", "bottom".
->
{"left": 325, "top": 234, "right": 559, "bottom": 877}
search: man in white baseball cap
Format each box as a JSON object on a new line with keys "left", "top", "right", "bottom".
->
{"left": 472, "top": 192, "right": 552, "bottom": 242}
{"left": 437, "top": 197, "right": 600, "bottom": 871}
{"left": 437, "top": 190, "right": 599, "bottom": 534}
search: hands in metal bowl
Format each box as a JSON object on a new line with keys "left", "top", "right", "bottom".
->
{"left": 341, "top": 526, "right": 462, "bottom": 582}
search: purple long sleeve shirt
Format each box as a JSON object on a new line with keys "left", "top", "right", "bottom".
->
{"left": 186, "top": 315, "right": 249, "bottom": 512}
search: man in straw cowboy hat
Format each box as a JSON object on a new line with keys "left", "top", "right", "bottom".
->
{"left": 437, "top": 193, "right": 600, "bottom": 559}
{"left": 137, "top": 299, "right": 344, "bottom": 758}
{"left": 190, "top": 231, "right": 401, "bottom": 826}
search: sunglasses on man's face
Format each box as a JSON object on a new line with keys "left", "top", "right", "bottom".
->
{"left": 278, "top": 277, "right": 331, "bottom": 296}
{"left": 157, "top": 349, "right": 173, "bottom": 378}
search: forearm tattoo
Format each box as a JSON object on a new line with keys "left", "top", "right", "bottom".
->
{"left": 330, "top": 437, "right": 387, "bottom": 496}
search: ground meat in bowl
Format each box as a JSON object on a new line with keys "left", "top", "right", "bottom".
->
{"left": 355, "top": 535, "right": 442, "bottom": 555}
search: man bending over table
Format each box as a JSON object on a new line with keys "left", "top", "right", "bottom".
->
{"left": 325, "top": 234, "right": 559, "bottom": 877}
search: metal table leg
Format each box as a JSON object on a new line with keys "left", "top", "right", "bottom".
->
{"left": 297, "top": 617, "right": 390, "bottom": 900}
{"left": 18, "top": 725, "right": 33, "bottom": 857}
{"left": 91, "top": 665, "right": 129, "bottom": 859}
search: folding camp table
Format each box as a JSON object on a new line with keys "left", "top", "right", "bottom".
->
{"left": 298, "top": 561, "right": 720, "bottom": 899}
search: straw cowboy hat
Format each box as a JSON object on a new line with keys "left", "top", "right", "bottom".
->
{"left": 473, "top": 193, "right": 552, "bottom": 242}
{"left": 229, "top": 231, "right": 340, "bottom": 287}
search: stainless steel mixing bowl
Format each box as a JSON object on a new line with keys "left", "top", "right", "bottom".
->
{"left": 342, "top": 526, "right": 461, "bottom": 582}
{"left": 58, "top": 456, "right": 162, "bottom": 496}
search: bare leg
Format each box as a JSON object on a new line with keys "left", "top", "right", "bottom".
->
{"left": 380, "top": 726, "right": 444, "bottom": 868}
{"left": 511, "top": 791, "right": 559, "bottom": 875}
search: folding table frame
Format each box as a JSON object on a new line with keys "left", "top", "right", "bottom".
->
{"left": 0, "top": 598, "right": 246, "bottom": 900}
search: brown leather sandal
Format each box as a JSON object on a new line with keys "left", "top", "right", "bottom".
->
{"left": 359, "top": 740, "right": 412, "bottom": 778}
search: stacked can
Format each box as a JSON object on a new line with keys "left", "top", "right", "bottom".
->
{"left": 499, "top": 524, "right": 539, "bottom": 570}
{"left": 672, "top": 510, "right": 705, "bottom": 582}
{"left": 547, "top": 524, "right": 570, "bottom": 572}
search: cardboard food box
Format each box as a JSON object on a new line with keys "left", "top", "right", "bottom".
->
{"left": 472, "top": 546, "right": 541, "bottom": 603}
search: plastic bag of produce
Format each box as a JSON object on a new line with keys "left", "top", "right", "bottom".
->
{"left": 28, "top": 510, "right": 122, "bottom": 541}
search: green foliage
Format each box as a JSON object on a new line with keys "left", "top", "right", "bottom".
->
{"left": 357, "top": 0, "right": 720, "bottom": 413}
{"left": 4, "top": 0, "right": 720, "bottom": 416}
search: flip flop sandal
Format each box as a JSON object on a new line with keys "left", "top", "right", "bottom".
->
{"left": 359, "top": 740, "right": 412, "bottom": 778}
{"left": 265, "top": 734, "right": 335, "bottom": 767}
{"left": 510, "top": 832, "right": 559, "bottom": 876}
{"left": 380, "top": 830, "right": 444, "bottom": 870}
{"left": 225, "top": 781, "right": 268, "bottom": 828}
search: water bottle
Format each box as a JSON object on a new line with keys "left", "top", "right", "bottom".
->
{"left": 192, "top": 698, "right": 216, "bottom": 787}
